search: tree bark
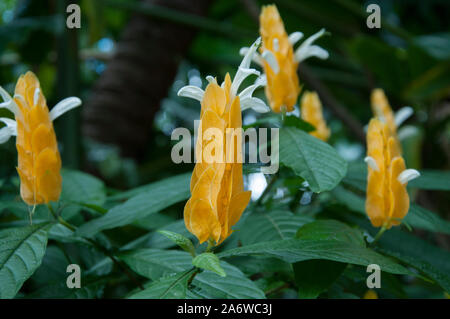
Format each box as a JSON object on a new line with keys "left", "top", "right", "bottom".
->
{"left": 82, "top": 0, "right": 211, "bottom": 158}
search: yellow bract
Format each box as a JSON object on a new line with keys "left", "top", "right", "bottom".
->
{"left": 365, "top": 118, "right": 409, "bottom": 229}
{"left": 301, "top": 91, "right": 330, "bottom": 141}
{"left": 371, "top": 88, "right": 401, "bottom": 154}
{"left": 14, "top": 72, "right": 62, "bottom": 205}
{"left": 259, "top": 5, "right": 300, "bottom": 113}
{"left": 184, "top": 74, "right": 251, "bottom": 245}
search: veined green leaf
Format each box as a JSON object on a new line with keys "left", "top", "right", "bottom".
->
{"left": 218, "top": 238, "right": 411, "bottom": 276}
{"left": 192, "top": 253, "right": 226, "bottom": 277}
{"left": 0, "top": 223, "right": 52, "bottom": 298}
{"left": 158, "top": 230, "right": 196, "bottom": 257}
{"left": 293, "top": 220, "right": 364, "bottom": 299}
{"left": 76, "top": 173, "right": 191, "bottom": 237}
{"left": 193, "top": 261, "right": 266, "bottom": 299}
{"left": 128, "top": 269, "right": 195, "bottom": 299}
{"left": 239, "top": 211, "right": 313, "bottom": 245}
{"left": 296, "top": 219, "right": 365, "bottom": 247}
{"left": 279, "top": 127, "right": 347, "bottom": 193}
{"left": 120, "top": 249, "right": 192, "bottom": 281}
{"left": 60, "top": 169, "right": 106, "bottom": 206}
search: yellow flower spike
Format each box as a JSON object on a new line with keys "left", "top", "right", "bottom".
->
{"left": 300, "top": 91, "right": 330, "bottom": 141}
{"left": 240, "top": 4, "right": 329, "bottom": 113}
{"left": 370, "top": 89, "right": 414, "bottom": 155}
{"left": 0, "top": 71, "right": 81, "bottom": 206}
{"left": 364, "top": 118, "right": 420, "bottom": 229}
{"left": 178, "top": 39, "right": 266, "bottom": 245}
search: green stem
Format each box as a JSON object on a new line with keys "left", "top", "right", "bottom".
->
{"left": 205, "top": 239, "right": 215, "bottom": 253}
{"left": 371, "top": 225, "right": 387, "bottom": 246}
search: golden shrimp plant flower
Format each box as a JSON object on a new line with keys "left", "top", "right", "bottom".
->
{"left": 240, "top": 4, "right": 329, "bottom": 113}
{"left": 364, "top": 118, "right": 420, "bottom": 229}
{"left": 370, "top": 88, "right": 413, "bottom": 154}
{"left": 301, "top": 91, "right": 330, "bottom": 141}
{"left": 0, "top": 72, "right": 81, "bottom": 205}
{"left": 177, "top": 38, "right": 268, "bottom": 245}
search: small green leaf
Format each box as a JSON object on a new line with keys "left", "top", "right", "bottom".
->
{"left": 239, "top": 211, "right": 313, "bottom": 245}
{"left": 60, "top": 169, "right": 106, "bottom": 206}
{"left": 193, "top": 253, "right": 226, "bottom": 277}
{"left": 279, "top": 127, "right": 347, "bottom": 193}
{"left": 128, "top": 269, "right": 195, "bottom": 299}
{"left": 157, "top": 230, "right": 196, "bottom": 257}
{"left": 284, "top": 115, "right": 315, "bottom": 132}
{"left": 0, "top": 222, "right": 53, "bottom": 298}
{"left": 296, "top": 219, "right": 365, "bottom": 247}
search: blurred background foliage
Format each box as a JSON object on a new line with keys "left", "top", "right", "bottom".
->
{"left": 0, "top": 0, "right": 449, "bottom": 298}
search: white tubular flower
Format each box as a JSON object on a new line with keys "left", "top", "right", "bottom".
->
{"left": 178, "top": 37, "right": 270, "bottom": 113}
{"left": 397, "top": 169, "right": 420, "bottom": 185}
{"left": 364, "top": 156, "right": 379, "bottom": 172}
{"left": 394, "top": 106, "right": 414, "bottom": 127}
{"left": 294, "top": 28, "right": 329, "bottom": 63}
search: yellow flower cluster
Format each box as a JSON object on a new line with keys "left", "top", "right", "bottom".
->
{"left": 0, "top": 71, "right": 81, "bottom": 206}
{"left": 184, "top": 75, "right": 251, "bottom": 244}
{"left": 301, "top": 91, "right": 330, "bottom": 141}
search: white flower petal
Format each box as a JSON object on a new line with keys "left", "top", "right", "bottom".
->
{"left": 239, "top": 37, "right": 261, "bottom": 70}
{"left": 294, "top": 28, "right": 329, "bottom": 63}
{"left": 0, "top": 86, "right": 19, "bottom": 116}
{"left": 398, "top": 169, "right": 420, "bottom": 185}
{"left": 240, "top": 97, "right": 270, "bottom": 113}
{"left": 239, "top": 47, "right": 263, "bottom": 66}
{"left": 394, "top": 106, "right": 414, "bottom": 127}
{"left": 261, "top": 50, "right": 280, "bottom": 74}
{"left": 231, "top": 67, "right": 260, "bottom": 98}
{"left": 0, "top": 117, "right": 17, "bottom": 133}
{"left": 177, "top": 85, "right": 205, "bottom": 102}
{"left": 206, "top": 76, "right": 217, "bottom": 84}
{"left": 289, "top": 31, "right": 304, "bottom": 45}
{"left": 50, "top": 97, "right": 82, "bottom": 121}
{"left": 0, "top": 126, "right": 15, "bottom": 143}
{"left": 364, "top": 156, "right": 379, "bottom": 171}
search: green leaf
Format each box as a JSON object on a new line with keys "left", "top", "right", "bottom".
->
{"left": 239, "top": 211, "right": 313, "bottom": 245}
{"left": 292, "top": 220, "right": 363, "bottom": 298}
{"left": 28, "top": 278, "right": 105, "bottom": 299}
{"left": 408, "top": 170, "right": 450, "bottom": 191}
{"left": 76, "top": 173, "right": 191, "bottom": 237}
{"left": 349, "top": 217, "right": 450, "bottom": 292}
{"left": 279, "top": 127, "right": 347, "bottom": 193}
{"left": 283, "top": 115, "right": 315, "bottom": 132}
{"left": 218, "top": 238, "right": 411, "bottom": 276}
{"left": 128, "top": 269, "right": 195, "bottom": 299}
{"left": 294, "top": 260, "right": 347, "bottom": 299}
{"left": 296, "top": 219, "right": 365, "bottom": 247}
{"left": 192, "top": 253, "right": 226, "bottom": 277}
{"left": 192, "top": 261, "right": 266, "bottom": 299}
{"left": 60, "top": 169, "right": 106, "bottom": 206}
{"left": 0, "top": 223, "right": 52, "bottom": 298}
{"left": 157, "top": 230, "right": 196, "bottom": 257}
{"left": 120, "top": 249, "right": 192, "bottom": 281}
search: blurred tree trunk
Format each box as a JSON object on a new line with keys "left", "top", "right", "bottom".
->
{"left": 82, "top": 0, "right": 210, "bottom": 159}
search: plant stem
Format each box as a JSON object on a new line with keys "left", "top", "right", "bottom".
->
{"left": 371, "top": 225, "right": 387, "bottom": 246}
